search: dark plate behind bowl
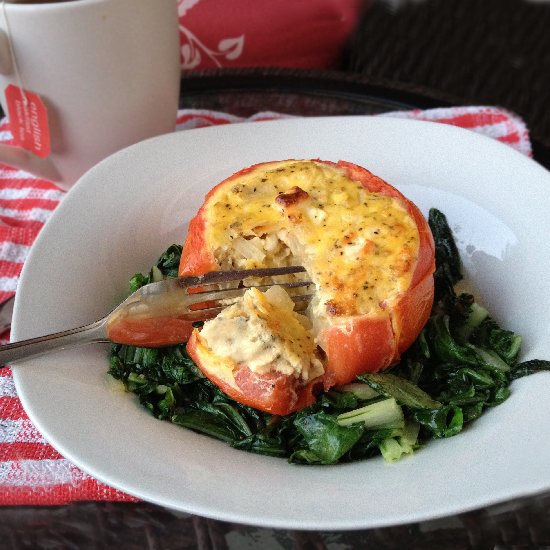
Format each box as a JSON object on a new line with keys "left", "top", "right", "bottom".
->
{"left": 179, "top": 68, "right": 550, "bottom": 170}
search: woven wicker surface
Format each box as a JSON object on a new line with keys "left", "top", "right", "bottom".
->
{"left": 1, "top": 493, "right": 550, "bottom": 549}
{"left": 346, "top": 0, "right": 550, "bottom": 148}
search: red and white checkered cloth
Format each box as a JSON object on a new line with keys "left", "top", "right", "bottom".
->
{"left": 0, "top": 106, "right": 533, "bottom": 505}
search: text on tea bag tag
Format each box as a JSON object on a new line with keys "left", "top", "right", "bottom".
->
{"left": 5, "top": 85, "right": 51, "bottom": 158}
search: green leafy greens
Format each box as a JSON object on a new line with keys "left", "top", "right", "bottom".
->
{"left": 108, "top": 210, "right": 550, "bottom": 465}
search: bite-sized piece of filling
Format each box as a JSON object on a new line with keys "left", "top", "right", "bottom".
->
{"left": 198, "top": 285, "right": 324, "bottom": 383}
{"left": 181, "top": 159, "right": 435, "bottom": 414}
{"left": 187, "top": 284, "right": 325, "bottom": 415}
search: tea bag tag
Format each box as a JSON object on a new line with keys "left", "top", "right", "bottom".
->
{"left": 5, "top": 84, "right": 51, "bottom": 159}
{"left": 1, "top": 0, "right": 51, "bottom": 159}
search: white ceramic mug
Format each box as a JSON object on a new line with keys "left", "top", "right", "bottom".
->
{"left": 0, "top": 0, "right": 181, "bottom": 190}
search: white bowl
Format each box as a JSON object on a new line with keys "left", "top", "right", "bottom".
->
{"left": 12, "top": 116, "right": 550, "bottom": 530}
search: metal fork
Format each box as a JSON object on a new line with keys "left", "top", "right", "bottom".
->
{"left": 0, "top": 266, "right": 313, "bottom": 367}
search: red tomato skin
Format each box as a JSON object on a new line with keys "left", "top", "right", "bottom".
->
{"left": 318, "top": 316, "right": 396, "bottom": 389}
{"left": 107, "top": 317, "right": 194, "bottom": 347}
{"left": 186, "top": 330, "right": 321, "bottom": 415}
{"left": 181, "top": 209, "right": 216, "bottom": 275}
{"left": 179, "top": 159, "right": 435, "bottom": 413}
{"left": 393, "top": 272, "right": 435, "bottom": 356}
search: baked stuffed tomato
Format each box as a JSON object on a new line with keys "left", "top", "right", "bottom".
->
{"left": 180, "top": 159, "right": 435, "bottom": 415}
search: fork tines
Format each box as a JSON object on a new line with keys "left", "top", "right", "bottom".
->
{"left": 183, "top": 266, "right": 313, "bottom": 322}
{"left": 183, "top": 295, "right": 313, "bottom": 323}
{"left": 181, "top": 265, "right": 308, "bottom": 288}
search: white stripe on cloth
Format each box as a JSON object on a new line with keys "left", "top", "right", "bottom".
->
{"left": 380, "top": 105, "right": 507, "bottom": 121}
{"left": 0, "top": 418, "right": 47, "bottom": 444}
{"left": 245, "top": 111, "right": 296, "bottom": 121}
{"left": 0, "top": 276, "right": 18, "bottom": 292}
{"left": 0, "top": 375, "right": 16, "bottom": 398}
{"left": 0, "top": 187, "right": 64, "bottom": 201}
{"left": 0, "top": 168, "right": 41, "bottom": 180}
{"left": 457, "top": 120, "right": 517, "bottom": 140}
{"left": 0, "top": 206, "right": 55, "bottom": 223}
{"left": 0, "top": 459, "right": 89, "bottom": 486}
{"left": 0, "top": 241, "right": 32, "bottom": 264}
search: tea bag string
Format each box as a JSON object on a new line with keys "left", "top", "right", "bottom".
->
{"left": 1, "top": 0, "right": 29, "bottom": 111}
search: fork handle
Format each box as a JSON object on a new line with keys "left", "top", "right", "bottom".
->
{"left": 0, "top": 319, "right": 108, "bottom": 367}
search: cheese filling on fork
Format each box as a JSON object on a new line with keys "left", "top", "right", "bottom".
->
{"left": 199, "top": 285, "right": 324, "bottom": 382}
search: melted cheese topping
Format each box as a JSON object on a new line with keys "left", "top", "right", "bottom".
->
{"left": 204, "top": 160, "right": 420, "bottom": 318}
{"left": 199, "top": 286, "right": 323, "bottom": 381}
